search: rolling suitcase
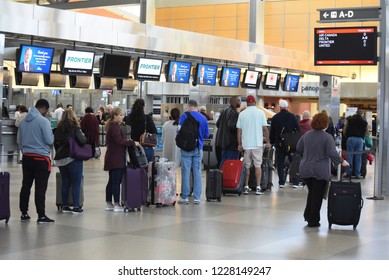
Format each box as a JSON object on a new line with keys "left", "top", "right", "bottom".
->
{"left": 148, "top": 160, "right": 177, "bottom": 206}
{"left": 0, "top": 172, "right": 10, "bottom": 224}
{"left": 205, "top": 141, "right": 222, "bottom": 202}
{"left": 249, "top": 148, "right": 274, "bottom": 191}
{"left": 122, "top": 166, "right": 148, "bottom": 212}
{"left": 56, "top": 172, "right": 84, "bottom": 210}
{"left": 222, "top": 159, "right": 245, "bottom": 196}
{"left": 327, "top": 173, "right": 364, "bottom": 230}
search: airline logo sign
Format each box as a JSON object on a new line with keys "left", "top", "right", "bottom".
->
{"left": 64, "top": 50, "right": 94, "bottom": 70}
{"left": 138, "top": 58, "right": 162, "bottom": 75}
{"left": 318, "top": 7, "right": 380, "bottom": 23}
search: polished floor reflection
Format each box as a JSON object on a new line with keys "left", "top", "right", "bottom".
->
{"left": 0, "top": 149, "right": 388, "bottom": 260}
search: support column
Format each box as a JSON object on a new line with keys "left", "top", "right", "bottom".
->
{"left": 318, "top": 75, "right": 341, "bottom": 126}
{"left": 0, "top": 33, "right": 4, "bottom": 145}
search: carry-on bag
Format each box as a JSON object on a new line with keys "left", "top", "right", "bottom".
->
{"left": 327, "top": 171, "right": 364, "bottom": 230}
{"left": 249, "top": 148, "right": 274, "bottom": 191}
{"left": 222, "top": 159, "right": 245, "bottom": 195}
{"left": 205, "top": 141, "right": 223, "bottom": 202}
{"left": 0, "top": 172, "right": 10, "bottom": 224}
{"left": 56, "top": 172, "right": 84, "bottom": 210}
{"left": 148, "top": 159, "right": 177, "bottom": 206}
{"left": 122, "top": 166, "right": 148, "bottom": 212}
{"left": 128, "top": 145, "right": 148, "bottom": 168}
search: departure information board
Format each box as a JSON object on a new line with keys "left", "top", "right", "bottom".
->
{"left": 314, "top": 26, "right": 377, "bottom": 66}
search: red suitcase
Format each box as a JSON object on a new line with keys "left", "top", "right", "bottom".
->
{"left": 0, "top": 172, "right": 11, "bottom": 224}
{"left": 221, "top": 160, "right": 245, "bottom": 196}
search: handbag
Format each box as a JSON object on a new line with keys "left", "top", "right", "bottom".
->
{"left": 364, "top": 135, "right": 373, "bottom": 148}
{"left": 69, "top": 137, "right": 92, "bottom": 161}
{"left": 280, "top": 128, "right": 302, "bottom": 154}
{"left": 289, "top": 153, "right": 302, "bottom": 179}
{"left": 140, "top": 119, "right": 158, "bottom": 147}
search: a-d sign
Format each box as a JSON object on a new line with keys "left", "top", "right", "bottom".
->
{"left": 318, "top": 7, "right": 380, "bottom": 23}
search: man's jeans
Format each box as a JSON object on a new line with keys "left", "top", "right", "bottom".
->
{"left": 181, "top": 148, "right": 203, "bottom": 200}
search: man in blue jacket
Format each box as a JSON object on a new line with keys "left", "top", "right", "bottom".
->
{"left": 178, "top": 99, "right": 209, "bottom": 205}
{"left": 19, "top": 99, "right": 55, "bottom": 224}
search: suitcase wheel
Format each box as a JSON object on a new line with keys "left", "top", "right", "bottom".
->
{"left": 5, "top": 218, "right": 9, "bottom": 224}
{"left": 172, "top": 201, "right": 176, "bottom": 206}
{"left": 329, "top": 223, "right": 332, "bottom": 229}
{"left": 222, "top": 192, "right": 226, "bottom": 196}
{"left": 217, "top": 198, "right": 221, "bottom": 202}
{"left": 353, "top": 225, "right": 357, "bottom": 230}
{"left": 124, "top": 208, "right": 129, "bottom": 213}
{"left": 238, "top": 192, "right": 242, "bottom": 196}
{"left": 206, "top": 198, "right": 210, "bottom": 202}
{"left": 137, "top": 208, "right": 141, "bottom": 212}
{"left": 57, "top": 205, "right": 62, "bottom": 211}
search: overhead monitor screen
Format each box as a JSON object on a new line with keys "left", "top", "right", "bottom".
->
{"left": 61, "top": 49, "right": 95, "bottom": 76}
{"left": 17, "top": 44, "right": 55, "bottom": 74}
{"left": 282, "top": 74, "right": 300, "bottom": 92}
{"left": 241, "top": 70, "right": 262, "bottom": 89}
{"left": 314, "top": 26, "right": 377, "bottom": 65}
{"left": 263, "top": 72, "right": 281, "bottom": 90}
{"left": 196, "top": 63, "right": 218, "bottom": 86}
{"left": 100, "top": 53, "right": 131, "bottom": 78}
{"left": 135, "top": 57, "right": 163, "bottom": 81}
{"left": 219, "top": 67, "right": 241, "bottom": 88}
{"left": 166, "top": 60, "right": 191, "bottom": 83}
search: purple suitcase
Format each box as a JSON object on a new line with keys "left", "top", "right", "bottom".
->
{"left": 122, "top": 167, "right": 148, "bottom": 212}
{"left": 0, "top": 172, "right": 11, "bottom": 224}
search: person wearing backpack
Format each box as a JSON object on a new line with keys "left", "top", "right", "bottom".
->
{"left": 176, "top": 100, "right": 209, "bottom": 205}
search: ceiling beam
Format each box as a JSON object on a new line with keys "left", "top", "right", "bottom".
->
{"left": 46, "top": 0, "right": 141, "bottom": 10}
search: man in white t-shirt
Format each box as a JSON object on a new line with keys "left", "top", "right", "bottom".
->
{"left": 237, "top": 95, "right": 270, "bottom": 195}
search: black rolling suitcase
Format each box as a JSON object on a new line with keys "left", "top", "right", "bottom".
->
{"left": 0, "top": 172, "right": 10, "bottom": 224}
{"left": 205, "top": 142, "right": 223, "bottom": 202}
{"left": 327, "top": 172, "right": 364, "bottom": 230}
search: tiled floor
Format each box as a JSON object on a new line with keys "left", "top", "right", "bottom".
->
{"left": 0, "top": 149, "right": 388, "bottom": 260}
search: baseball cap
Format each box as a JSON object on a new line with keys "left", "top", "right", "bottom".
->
{"left": 279, "top": 99, "right": 288, "bottom": 108}
{"left": 246, "top": 95, "right": 256, "bottom": 104}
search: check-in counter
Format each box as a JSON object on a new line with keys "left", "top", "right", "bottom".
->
{"left": 1, "top": 119, "right": 17, "bottom": 156}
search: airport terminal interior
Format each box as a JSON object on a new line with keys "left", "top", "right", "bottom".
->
{"left": 1, "top": 149, "right": 389, "bottom": 260}
{"left": 1, "top": 0, "right": 389, "bottom": 260}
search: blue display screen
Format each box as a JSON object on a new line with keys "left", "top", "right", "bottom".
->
{"left": 166, "top": 61, "right": 191, "bottom": 83}
{"left": 219, "top": 67, "right": 241, "bottom": 87}
{"left": 196, "top": 64, "right": 218, "bottom": 86}
{"left": 17, "top": 45, "right": 54, "bottom": 74}
{"left": 283, "top": 74, "right": 300, "bottom": 92}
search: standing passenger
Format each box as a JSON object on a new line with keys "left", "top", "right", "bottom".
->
{"left": 296, "top": 111, "right": 349, "bottom": 227}
{"left": 299, "top": 110, "right": 312, "bottom": 135}
{"left": 215, "top": 96, "right": 241, "bottom": 169}
{"left": 19, "top": 99, "right": 54, "bottom": 224}
{"left": 124, "top": 99, "right": 157, "bottom": 162}
{"left": 80, "top": 107, "right": 100, "bottom": 158}
{"left": 178, "top": 100, "right": 209, "bottom": 205}
{"left": 236, "top": 95, "right": 270, "bottom": 195}
{"left": 104, "top": 107, "right": 136, "bottom": 212}
{"left": 54, "top": 110, "right": 86, "bottom": 214}
{"left": 162, "top": 108, "right": 180, "bottom": 163}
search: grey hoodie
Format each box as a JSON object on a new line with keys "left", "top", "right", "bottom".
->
{"left": 19, "top": 106, "right": 54, "bottom": 157}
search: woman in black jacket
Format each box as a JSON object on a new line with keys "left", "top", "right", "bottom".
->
{"left": 124, "top": 99, "right": 157, "bottom": 162}
{"left": 54, "top": 110, "right": 87, "bottom": 214}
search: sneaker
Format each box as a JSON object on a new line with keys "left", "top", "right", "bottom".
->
{"left": 243, "top": 186, "right": 250, "bottom": 195}
{"left": 255, "top": 187, "right": 264, "bottom": 195}
{"left": 62, "top": 206, "right": 72, "bottom": 213}
{"left": 292, "top": 185, "right": 300, "bottom": 188}
{"left": 178, "top": 198, "right": 189, "bottom": 204}
{"left": 278, "top": 185, "right": 284, "bottom": 188}
{"left": 194, "top": 199, "right": 200, "bottom": 204}
{"left": 37, "top": 216, "right": 55, "bottom": 224}
{"left": 113, "top": 204, "right": 124, "bottom": 212}
{"left": 105, "top": 203, "right": 114, "bottom": 211}
{"left": 21, "top": 213, "right": 30, "bottom": 222}
{"left": 72, "top": 208, "right": 84, "bottom": 214}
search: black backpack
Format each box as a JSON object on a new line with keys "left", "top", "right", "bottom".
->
{"left": 176, "top": 112, "right": 199, "bottom": 152}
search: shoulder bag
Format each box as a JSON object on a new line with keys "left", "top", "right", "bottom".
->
{"left": 289, "top": 153, "right": 302, "bottom": 179}
{"left": 140, "top": 118, "right": 158, "bottom": 147}
{"left": 69, "top": 137, "right": 92, "bottom": 161}
{"left": 280, "top": 127, "right": 302, "bottom": 154}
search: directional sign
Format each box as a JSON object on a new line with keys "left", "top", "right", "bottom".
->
{"left": 318, "top": 7, "right": 380, "bottom": 22}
